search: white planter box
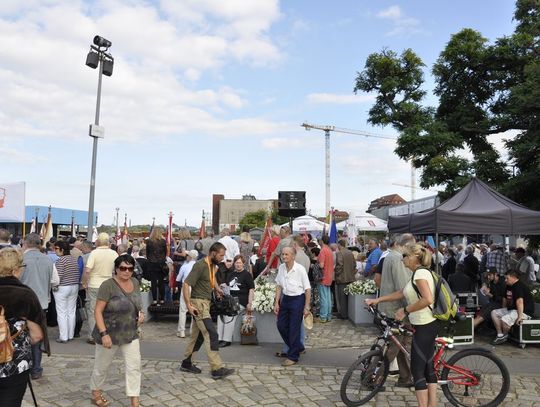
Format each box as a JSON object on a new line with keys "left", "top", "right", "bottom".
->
{"left": 232, "top": 311, "right": 282, "bottom": 344}
{"left": 348, "top": 294, "right": 376, "bottom": 325}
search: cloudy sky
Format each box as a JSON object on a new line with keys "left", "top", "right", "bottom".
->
{"left": 0, "top": 0, "right": 517, "bottom": 227}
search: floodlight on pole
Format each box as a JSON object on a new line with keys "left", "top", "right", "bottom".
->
{"left": 86, "top": 35, "right": 114, "bottom": 242}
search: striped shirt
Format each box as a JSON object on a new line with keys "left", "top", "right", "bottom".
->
{"left": 56, "top": 255, "right": 80, "bottom": 286}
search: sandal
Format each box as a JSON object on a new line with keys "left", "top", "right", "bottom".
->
{"left": 91, "top": 392, "right": 110, "bottom": 407}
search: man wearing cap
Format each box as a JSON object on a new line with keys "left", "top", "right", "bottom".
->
{"left": 176, "top": 249, "right": 198, "bottom": 338}
{"left": 274, "top": 246, "right": 311, "bottom": 367}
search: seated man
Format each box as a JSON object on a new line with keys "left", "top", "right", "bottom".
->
{"left": 474, "top": 268, "right": 506, "bottom": 328}
{"left": 491, "top": 269, "right": 535, "bottom": 345}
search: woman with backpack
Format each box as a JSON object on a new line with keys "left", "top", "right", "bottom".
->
{"left": 0, "top": 247, "right": 48, "bottom": 407}
{"left": 366, "top": 243, "right": 438, "bottom": 407}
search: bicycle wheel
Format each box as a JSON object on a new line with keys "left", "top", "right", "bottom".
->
{"left": 441, "top": 348, "right": 510, "bottom": 407}
{"left": 340, "top": 349, "right": 389, "bottom": 406}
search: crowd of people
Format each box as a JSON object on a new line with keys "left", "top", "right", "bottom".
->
{"left": 0, "top": 224, "right": 539, "bottom": 407}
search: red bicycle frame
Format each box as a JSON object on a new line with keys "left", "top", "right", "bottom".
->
{"left": 387, "top": 334, "right": 480, "bottom": 387}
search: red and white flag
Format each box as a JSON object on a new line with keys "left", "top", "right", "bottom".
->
{"left": 166, "top": 212, "right": 173, "bottom": 257}
{"left": 122, "top": 215, "right": 129, "bottom": 245}
{"left": 258, "top": 216, "right": 273, "bottom": 256}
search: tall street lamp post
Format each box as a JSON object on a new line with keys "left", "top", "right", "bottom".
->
{"left": 85, "top": 35, "right": 114, "bottom": 242}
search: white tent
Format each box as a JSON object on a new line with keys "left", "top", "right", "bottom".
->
{"left": 281, "top": 215, "right": 329, "bottom": 235}
{"left": 337, "top": 213, "right": 387, "bottom": 232}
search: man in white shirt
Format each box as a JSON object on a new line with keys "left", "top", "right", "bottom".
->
{"left": 217, "top": 228, "right": 239, "bottom": 261}
{"left": 176, "top": 250, "right": 198, "bottom": 337}
{"left": 273, "top": 247, "right": 311, "bottom": 367}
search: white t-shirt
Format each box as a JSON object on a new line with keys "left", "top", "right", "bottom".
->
{"left": 276, "top": 261, "right": 311, "bottom": 296}
{"left": 402, "top": 268, "right": 436, "bottom": 326}
{"left": 176, "top": 260, "right": 195, "bottom": 284}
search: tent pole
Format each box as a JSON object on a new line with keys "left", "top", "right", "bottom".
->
{"left": 435, "top": 233, "right": 440, "bottom": 275}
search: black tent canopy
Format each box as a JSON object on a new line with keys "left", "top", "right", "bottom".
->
{"left": 388, "top": 178, "right": 540, "bottom": 235}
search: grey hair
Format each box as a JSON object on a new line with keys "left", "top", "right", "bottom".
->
{"left": 397, "top": 233, "right": 415, "bottom": 247}
{"left": 24, "top": 233, "right": 42, "bottom": 248}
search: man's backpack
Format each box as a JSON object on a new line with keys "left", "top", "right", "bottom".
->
{"left": 411, "top": 268, "right": 458, "bottom": 322}
{"left": 0, "top": 305, "right": 24, "bottom": 364}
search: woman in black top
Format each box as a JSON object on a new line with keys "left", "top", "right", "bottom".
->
{"left": 145, "top": 227, "right": 167, "bottom": 305}
{"left": 0, "top": 247, "right": 48, "bottom": 407}
{"left": 217, "top": 255, "right": 255, "bottom": 347}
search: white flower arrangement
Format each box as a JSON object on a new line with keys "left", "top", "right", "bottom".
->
{"left": 252, "top": 278, "right": 277, "bottom": 313}
{"left": 344, "top": 279, "right": 377, "bottom": 296}
{"left": 140, "top": 278, "right": 151, "bottom": 293}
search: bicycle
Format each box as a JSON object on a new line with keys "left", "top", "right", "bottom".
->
{"left": 340, "top": 306, "right": 510, "bottom": 407}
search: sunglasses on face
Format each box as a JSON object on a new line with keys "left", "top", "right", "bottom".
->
{"left": 118, "top": 266, "right": 134, "bottom": 272}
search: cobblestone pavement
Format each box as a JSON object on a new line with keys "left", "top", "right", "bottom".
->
{"left": 29, "top": 318, "right": 540, "bottom": 406}
{"left": 22, "top": 354, "right": 540, "bottom": 407}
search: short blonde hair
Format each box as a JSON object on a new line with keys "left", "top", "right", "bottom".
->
{"left": 0, "top": 247, "right": 23, "bottom": 277}
{"left": 240, "top": 232, "right": 251, "bottom": 243}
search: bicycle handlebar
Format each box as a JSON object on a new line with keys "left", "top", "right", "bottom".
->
{"left": 365, "top": 305, "right": 414, "bottom": 333}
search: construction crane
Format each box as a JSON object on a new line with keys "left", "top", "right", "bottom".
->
{"left": 301, "top": 122, "right": 415, "bottom": 215}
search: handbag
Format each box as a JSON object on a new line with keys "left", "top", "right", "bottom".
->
{"left": 240, "top": 313, "right": 258, "bottom": 345}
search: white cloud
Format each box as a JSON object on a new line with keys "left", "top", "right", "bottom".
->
{"left": 306, "top": 93, "right": 375, "bottom": 105}
{"left": 376, "top": 5, "right": 424, "bottom": 37}
{"left": 0, "top": 0, "right": 286, "bottom": 144}
{"left": 377, "top": 5, "right": 402, "bottom": 20}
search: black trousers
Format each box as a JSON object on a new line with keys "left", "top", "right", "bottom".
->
{"left": 148, "top": 262, "right": 165, "bottom": 302}
{"left": 411, "top": 320, "right": 439, "bottom": 391}
{"left": 0, "top": 370, "right": 29, "bottom": 407}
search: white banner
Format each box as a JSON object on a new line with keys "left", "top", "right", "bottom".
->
{"left": 0, "top": 182, "right": 26, "bottom": 222}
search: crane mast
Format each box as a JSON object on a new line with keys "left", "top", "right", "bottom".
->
{"left": 302, "top": 122, "right": 409, "bottom": 216}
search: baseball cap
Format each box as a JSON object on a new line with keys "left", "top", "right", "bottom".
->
{"left": 187, "top": 249, "right": 198, "bottom": 259}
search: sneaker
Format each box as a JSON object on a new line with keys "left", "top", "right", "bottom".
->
{"left": 86, "top": 339, "right": 95, "bottom": 345}
{"left": 179, "top": 363, "right": 202, "bottom": 374}
{"left": 219, "top": 341, "right": 231, "bottom": 348}
{"left": 492, "top": 334, "right": 508, "bottom": 345}
{"left": 211, "top": 367, "right": 235, "bottom": 380}
{"left": 55, "top": 338, "right": 68, "bottom": 343}
{"left": 177, "top": 331, "right": 185, "bottom": 338}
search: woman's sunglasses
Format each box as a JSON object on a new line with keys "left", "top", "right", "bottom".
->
{"left": 118, "top": 266, "right": 134, "bottom": 272}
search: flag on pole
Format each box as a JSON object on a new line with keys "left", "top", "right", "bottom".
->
{"left": 199, "top": 215, "right": 206, "bottom": 239}
{"left": 71, "top": 214, "right": 76, "bottom": 238}
{"left": 122, "top": 214, "right": 129, "bottom": 245}
{"left": 39, "top": 219, "right": 46, "bottom": 240}
{"left": 329, "top": 208, "right": 337, "bottom": 244}
{"left": 166, "top": 212, "right": 173, "bottom": 257}
{"left": 115, "top": 222, "right": 121, "bottom": 246}
{"left": 258, "top": 216, "right": 273, "bottom": 256}
{"left": 29, "top": 217, "right": 36, "bottom": 234}
{"left": 42, "top": 207, "right": 53, "bottom": 245}
{"left": 149, "top": 218, "right": 155, "bottom": 237}
{"left": 92, "top": 226, "right": 98, "bottom": 243}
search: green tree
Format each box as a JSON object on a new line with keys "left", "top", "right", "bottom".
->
{"left": 239, "top": 210, "right": 268, "bottom": 231}
{"left": 354, "top": 0, "right": 540, "bottom": 203}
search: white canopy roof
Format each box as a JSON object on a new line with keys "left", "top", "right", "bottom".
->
{"left": 281, "top": 215, "right": 329, "bottom": 233}
{"left": 337, "top": 213, "right": 387, "bottom": 232}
